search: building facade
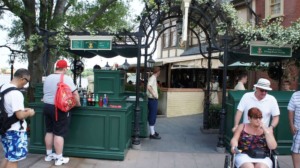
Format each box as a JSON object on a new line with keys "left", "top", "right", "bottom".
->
{"left": 154, "top": 0, "right": 300, "bottom": 117}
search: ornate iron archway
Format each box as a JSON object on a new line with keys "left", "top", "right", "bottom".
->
{"left": 136, "top": 0, "right": 247, "bottom": 150}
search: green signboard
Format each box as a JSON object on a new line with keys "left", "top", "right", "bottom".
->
{"left": 250, "top": 42, "right": 292, "bottom": 57}
{"left": 71, "top": 40, "right": 112, "bottom": 50}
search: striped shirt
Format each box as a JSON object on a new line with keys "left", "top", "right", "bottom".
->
{"left": 288, "top": 91, "right": 300, "bottom": 130}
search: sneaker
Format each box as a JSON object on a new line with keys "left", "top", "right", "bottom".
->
{"left": 55, "top": 157, "right": 70, "bottom": 166}
{"left": 45, "top": 153, "right": 56, "bottom": 162}
{"left": 155, "top": 132, "right": 159, "bottom": 136}
{"left": 149, "top": 133, "right": 161, "bottom": 139}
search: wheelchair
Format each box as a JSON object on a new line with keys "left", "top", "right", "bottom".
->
{"left": 224, "top": 149, "right": 280, "bottom": 168}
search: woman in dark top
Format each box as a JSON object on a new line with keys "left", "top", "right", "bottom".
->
{"left": 230, "top": 107, "right": 277, "bottom": 168}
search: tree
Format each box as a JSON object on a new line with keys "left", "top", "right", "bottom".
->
{"left": 0, "top": 0, "right": 135, "bottom": 101}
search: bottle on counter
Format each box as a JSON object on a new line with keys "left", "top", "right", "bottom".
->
{"left": 106, "top": 95, "right": 109, "bottom": 106}
{"left": 99, "top": 96, "right": 103, "bottom": 107}
{"left": 95, "top": 94, "right": 99, "bottom": 107}
{"left": 92, "top": 93, "right": 95, "bottom": 106}
{"left": 103, "top": 94, "right": 107, "bottom": 107}
{"left": 83, "top": 94, "right": 87, "bottom": 107}
{"left": 87, "top": 94, "right": 92, "bottom": 106}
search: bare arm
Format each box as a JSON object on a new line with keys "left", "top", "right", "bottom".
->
{"left": 15, "top": 108, "right": 35, "bottom": 120}
{"left": 232, "top": 110, "right": 243, "bottom": 132}
{"left": 73, "top": 90, "right": 81, "bottom": 106}
{"left": 260, "top": 122, "right": 277, "bottom": 149}
{"left": 270, "top": 115, "right": 279, "bottom": 128}
{"left": 289, "top": 110, "right": 297, "bottom": 135}
{"left": 230, "top": 124, "right": 243, "bottom": 153}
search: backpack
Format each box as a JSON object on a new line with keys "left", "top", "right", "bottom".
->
{"left": 0, "top": 86, "right": 21, "bottom": 135}
{"left": 54, "top": 74, "right": 76, "bottom": 121}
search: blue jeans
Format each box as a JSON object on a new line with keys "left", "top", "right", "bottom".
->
{"left": 148, "top": 99, "right": 158, "bottom": 126}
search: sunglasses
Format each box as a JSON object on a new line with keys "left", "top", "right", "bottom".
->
{"left": 251, "top": 117, "right": 262, "bottom": 120}
{"left": 23, "top": 78, "right": 30, "bottom": 83}
{"left": 258, "top": 88, "right": 267, "bottom": 93}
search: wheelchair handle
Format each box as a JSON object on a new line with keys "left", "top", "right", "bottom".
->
{"left": 234, "top": 147, "right": 241, "bottom": 154}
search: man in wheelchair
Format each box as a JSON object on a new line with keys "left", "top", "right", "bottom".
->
{"left": 229, "top": 107, "right": 278, "bottom": 168}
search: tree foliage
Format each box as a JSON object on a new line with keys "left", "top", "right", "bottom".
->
{"left": 0, "top": 0, "right": 136, "bottom": 101}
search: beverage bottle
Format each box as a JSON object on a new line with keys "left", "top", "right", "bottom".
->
{"left": 87, "top": 94, "right": 92, "bottom": 106}
{"left": 95, "top": 94, "right": 99, "bottom": 107}
{"left": 103, "top": 94, "right": 107, "bottom": 107}
{"left": 92, "top": 93, "right": 95, "bottom": 106}
{"left": 106, "top": 95, "right": 109, "bottom": 106}
{"left": 83, "top": 94, "right": 87, "bottom": 107}
{"left": 99, "top": 96, "right": 103, "bottom": 107}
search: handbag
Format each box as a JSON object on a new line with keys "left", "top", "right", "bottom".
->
{"left": 245, "top": 149, "right": 267, "bottom": 158}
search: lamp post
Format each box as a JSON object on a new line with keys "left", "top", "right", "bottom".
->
{"left": 9, "top": 53, "right": 15, "bottom": 80}
{"left": 132, "top": 30, "right": 144, "bottom": 149}
{"left": 216, "top": 29, "right": 229, "bottom": 152}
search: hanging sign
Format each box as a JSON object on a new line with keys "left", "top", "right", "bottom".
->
{"left": 69, "top": 36, "right": 113, "bottom": 50}
{"left": 250, "top": 41, "right": 292, "bottom": 57}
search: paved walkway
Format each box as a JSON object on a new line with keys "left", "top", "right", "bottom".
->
{"left": 0, "top": 114, "right": 294, "bottom": 168}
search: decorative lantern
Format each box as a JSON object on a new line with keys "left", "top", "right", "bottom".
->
{"left": 147, "top": 56, "right": 155, "bottom": 68}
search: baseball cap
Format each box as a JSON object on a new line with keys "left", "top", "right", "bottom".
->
{"left": 56, "top": 60, "right": 69, "bottom": 69}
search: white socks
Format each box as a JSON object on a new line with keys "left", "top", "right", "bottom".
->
{"left": 56, "top": 153, "right": 62, "bottom": 159}
{"left": 150, "top": 126, "right": 155, "bottom": 135}
{"left": 46, "top": 150, "right": 53, "bottom": 155}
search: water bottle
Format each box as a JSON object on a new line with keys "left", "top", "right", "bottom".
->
{"left": 103, "top": 94, "right": 107, "bottom": 107}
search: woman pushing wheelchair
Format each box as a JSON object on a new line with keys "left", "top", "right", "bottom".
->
{"left": 230, "top": 107, "right": 277, "bottom": 168}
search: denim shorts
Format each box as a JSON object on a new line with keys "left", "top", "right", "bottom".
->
{"left": 1, "top": 131, "right": 28, "bottom": 162}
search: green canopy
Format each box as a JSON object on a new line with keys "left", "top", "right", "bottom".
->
{"left": 225, "top": 49, "right": 300, "bottom": 65}
{"left": 67, "top": 46, "right": 139, "bottom": 58}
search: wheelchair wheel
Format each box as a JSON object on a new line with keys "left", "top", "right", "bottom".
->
{"left": 224, "top": 155, "right": 232, "bottom": 168}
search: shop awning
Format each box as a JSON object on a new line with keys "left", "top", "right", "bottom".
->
{"left": 155, "top": 51, "right": 221, "bottom": 69}
{"left": 172, "top": 58, "right": 222, "bottom": 69}
{"left": 218, "top": 61, "right": 269, "bottom": 69}
{"left": 155, "top": 55, "right": 205, "bottom": 65}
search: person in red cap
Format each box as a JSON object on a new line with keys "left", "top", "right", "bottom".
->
{"left": 42, "top": 59, "right": 81, "bottom": 166}
{"left": 56, "top": 60, "right": 69, "bottom": 69}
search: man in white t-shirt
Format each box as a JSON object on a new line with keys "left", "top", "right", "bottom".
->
{"left": 232, "top": 78, "right": 280, "bottom": 132}
{"left": 0, "top": 68, "right": 35, "bottom": 168}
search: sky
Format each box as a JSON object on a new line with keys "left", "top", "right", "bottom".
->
{"left": 0, "top": 0, "right": 144, "bottom": 70}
